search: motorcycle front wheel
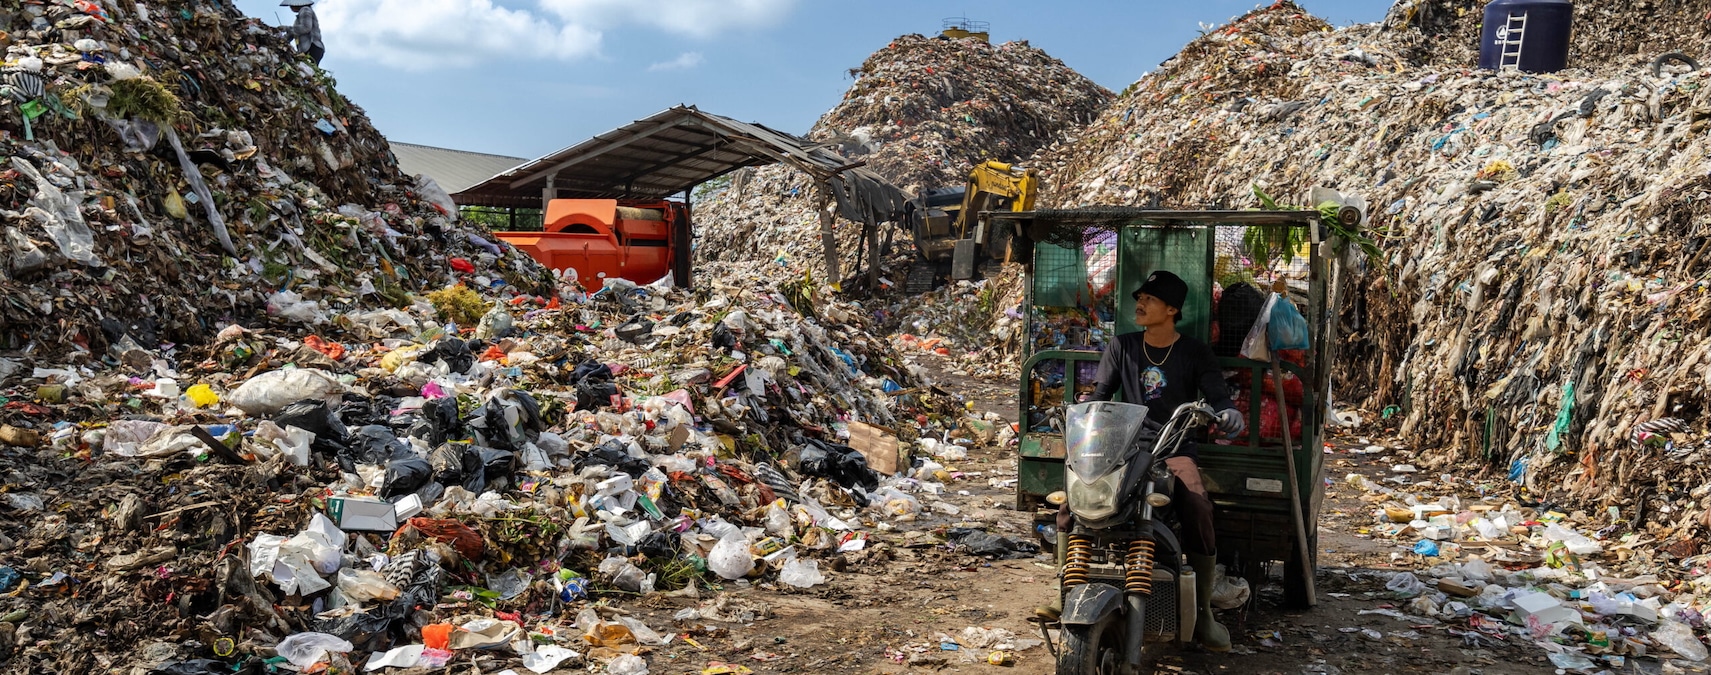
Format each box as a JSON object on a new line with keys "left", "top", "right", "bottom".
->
{"left": 1056, "top": 613, "right": 1124, "bottom": 675}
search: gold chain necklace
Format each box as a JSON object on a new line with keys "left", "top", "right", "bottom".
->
{"left": 1144, "top": 335, "right": 1178, "bottom": 367}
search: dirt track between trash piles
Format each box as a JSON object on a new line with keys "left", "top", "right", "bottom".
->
{"left": 617, "top": 376, "right": 1654, "bottom": 675}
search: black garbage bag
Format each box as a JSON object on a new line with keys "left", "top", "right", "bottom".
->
{"left": 478, "top": 446, "right": 515, "bottom": 484}
{"left": 482, "top": 389, "right": 546, "bottom": 451}
{"left": 460, "top": 443, "right": 489, "bottom": 494}
{"left": 335, "top": 395, "right": 392, "bottom": 429}
{"left": 635, "top": 531, "right": 678, "bottom": 560}
{"left": 429, "top": 442, "right": 466, "bottom": 486}
{"left": 380, "top": 457, "right": 433, "bottom": 498}
{"left": 274, "top": 398, "right": 348, "bottom": 441}
{"left": 570, "top": 359, "right": 613, "bottom": 383}
{"left": 566, "top": 361, "right": 619, "bottom": 411}
{"left": 346, "top": 425, "right": 412, "bottom": 466}
{"left": 1213, "top": 282, "right": 1266, "bottom": 357}
{"left": 614, "top": 318, "right": 653, "bottom": 343}
{"left": 577, "top": 439, "right": 650, "bottom": 477}
{"left": 798, "top": 438, "right": 878, "bottom": 491}
{"left": 507, "top": 389, "right": 544, "bottom": 431}
{"left": 420, "top": 338, "right": 474, "bottom": 374}
{"left": 711, "top": 323, "right": 737, "bottom": 350}
{"left": 416, "top": 396, "right": 463, "bottom": 445}
{"left": 153, "top": 660, "right": 262, "bottom": 675}
{"left": 946, "top": 528, "right": 1041, "bottom": 560}
{"left": 409, "top": 480, "right": 445, "bottom": 507}
{"left": 575, "top": 379, "right": 620, "bottom": 411}
{"left": 315, "top": 563, "right": 443, "bottom": 654}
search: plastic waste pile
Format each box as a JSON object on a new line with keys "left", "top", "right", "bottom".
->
{"left": 0, "top": 0, "right": 545, "bottom": 359}
{"left": 1031, "top": 1, "right": 1711, "bottom": 510}
{"left": 0, "top": 261, "right": 1035, "bottom": 671}
{"left": 811, "top": 33, "right": 1111, "bottom": 195}
{"left": 1343, "top": 462, "right": 1711, "bottom": 668}
{"left": 698, "top": 33, "right": 1111, "bottom": 282}
{"left": 883, "top": 268, "right": 1026, "bottom": 380}
{"left": 1386, "top": 0, "right": 1711, "bottom": 73}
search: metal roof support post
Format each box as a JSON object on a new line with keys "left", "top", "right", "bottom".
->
{"left": 541, "top": 174, "right": 556, "bottom": 212}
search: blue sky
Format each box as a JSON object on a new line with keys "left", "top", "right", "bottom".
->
{"left": 233, "top": 0, "right": 1391, "bottom": 160}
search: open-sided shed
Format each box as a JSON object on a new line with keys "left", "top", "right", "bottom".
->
{"left": 456, "top": 105, "right": 908, "bottom": 287}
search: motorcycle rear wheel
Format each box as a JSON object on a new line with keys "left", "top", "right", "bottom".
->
{"left": 1056, "top": 613, "right": 1125, "bottom": 675}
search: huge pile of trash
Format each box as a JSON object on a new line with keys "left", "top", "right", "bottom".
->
{"left": 1035, "top": 0, "right": 1711, "bottom": 516}
{"left": 1388, "top": 0, "right": 1711, "bottom": 72}
{"left": 697, "top": 33, "right": 1111, "bottom": 281}
{"left": 0, "top": 265, "right": 1024, "bottom": 671}
{"left": 0, "top": 0, "right": 544, "bottom": 358}
{"left": 882, "top": 266, "right": 1026, "bottom": 380}
{"left": 814, "top": 33, "right": 1111, "bottom": 195}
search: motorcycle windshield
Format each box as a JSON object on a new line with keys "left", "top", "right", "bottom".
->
{"left": 1065, "top": 401, "right": 1150, "bottom": 481}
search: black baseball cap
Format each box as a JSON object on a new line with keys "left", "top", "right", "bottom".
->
{"left": 1132, "top": 270, "right": 1187, "bottom": 310}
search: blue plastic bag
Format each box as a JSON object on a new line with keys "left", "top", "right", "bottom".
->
{"left": 1267, "top": 296, "right": 1311, "bottom": 351}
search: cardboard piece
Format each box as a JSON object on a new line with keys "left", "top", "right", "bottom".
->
{"left": 847, "top": 422, "right": 900, "bottom": 476}
{"left": 327, "top": 496, "right": 398, "bottom": 532}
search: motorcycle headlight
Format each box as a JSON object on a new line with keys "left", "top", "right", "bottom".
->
{"left": 1067, "top": 468, "right": 1123, "bottom": 521}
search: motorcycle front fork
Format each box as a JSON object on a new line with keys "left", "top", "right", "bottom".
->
{"left": 1124, "top": 594, "right": 1148, "bottom": 668}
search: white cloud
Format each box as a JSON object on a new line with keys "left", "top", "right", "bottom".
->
{"left": 539, "top": 0, "right": 796, "bottom": 38}
{"left": 647, "top": 52, "right": 704, "bottom": 72}
{"left": 315, "top": 0, "right": 603, "bottom": 70}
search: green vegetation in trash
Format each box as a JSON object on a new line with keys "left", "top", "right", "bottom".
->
{"left": 1248, "top": 184, "right": 1385, "bottom": 268}
{"left": 428, "top": 285, "right": 491, "bottom": 327}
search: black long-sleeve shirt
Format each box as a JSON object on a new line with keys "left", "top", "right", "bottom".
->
{"left": 1090, "top": 332, "right": 1235, "bottom": 435}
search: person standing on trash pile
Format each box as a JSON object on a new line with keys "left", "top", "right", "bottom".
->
{"left": 1037, "top": 270, "right": 1245, "bottom": 652}
{"left": 283, "top": 0, "right": 324, "bottom": 65}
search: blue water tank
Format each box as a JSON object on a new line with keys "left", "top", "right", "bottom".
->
{"left": 1478, "top": 0, "right": 1573, "bottom": 74}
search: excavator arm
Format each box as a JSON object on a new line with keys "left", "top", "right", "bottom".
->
{"left": 954, "top": 160, "right": 1038, "bottom": 238}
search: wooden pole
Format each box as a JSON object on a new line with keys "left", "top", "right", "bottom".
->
{"left": 818, "top": 189, "right": 841, "bottom": 283}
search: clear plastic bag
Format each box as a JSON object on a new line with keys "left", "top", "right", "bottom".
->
{"left": 336, "top": 568, "right": 400, "bottom": 603}
{"left": 607, "top": 654, "right": 649, "bottom": 675}
{"left": 1654, "top": 620, "right": 1709, "bottom": 661}
{"left": 1385, "top": 571, "right": 1426, "bottom": 597}
{"left": 708, "top": 534, "right": 754, "bottom": 580}
{"left": 1239, "top": 293, "right": 1278, "bottom": 361}
{"left": 275, "top": 632, "right": 353, "bottom": 667}
{"left": 779, "top": 558, "right": 826, "bottom": 588}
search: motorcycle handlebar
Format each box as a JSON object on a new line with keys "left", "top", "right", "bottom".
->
{"left": 1149, "top": 400, "right": 1217, "bottom": 459}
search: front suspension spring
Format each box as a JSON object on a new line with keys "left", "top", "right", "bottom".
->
{"left": 1062, "top": 535, "right": 1094, "bottom": 587}
{"left": 1125, "top": 539, "right": 1156, "bottom": 595}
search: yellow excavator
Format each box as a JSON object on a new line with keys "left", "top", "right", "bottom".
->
{"left": 906, "top": 160, "right": 1038, "bottom": 291}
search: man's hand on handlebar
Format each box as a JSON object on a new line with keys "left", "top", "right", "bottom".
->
{"left": 1215, "top": 408, "right": 1246, "bottom": 438}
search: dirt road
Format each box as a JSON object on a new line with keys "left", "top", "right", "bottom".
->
{"left": 610, "top": 438, "right": 1563, "bottom": 674}
{"left": 601, "top": 370, "right": 1644, "bottom": 674}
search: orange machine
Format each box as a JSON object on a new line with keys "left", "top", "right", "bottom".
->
{"left": 495, "top": 199, "right": 692, "bottom": 290}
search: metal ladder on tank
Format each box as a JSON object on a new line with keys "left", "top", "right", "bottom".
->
{"left": 1498, "top": 12, "right": 1528, "bottom": 71}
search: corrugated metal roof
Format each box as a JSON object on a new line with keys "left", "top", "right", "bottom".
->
{"left": 390, "top": 142, "right": 527, "bottom": 196}
{"left": 453, "top": 105, "right": 906, "bottom": 217}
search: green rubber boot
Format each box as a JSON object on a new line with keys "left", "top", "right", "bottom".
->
{"left": 1188, "top": 553, "right": 1231, "bottom": 652}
